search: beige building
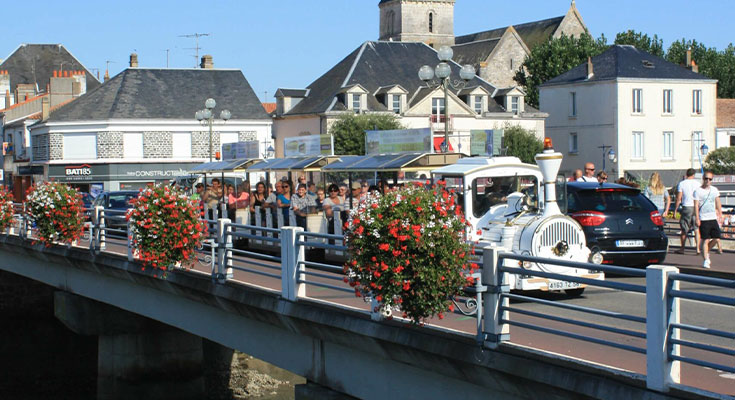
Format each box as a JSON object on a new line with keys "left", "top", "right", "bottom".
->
{"left": 540, "top": 45, "right": 717, "bottom": 186}
{"left": 379, "top": 0, "right": 588, "bottom": 88}
{"left": 272, "top": 41, "right": 546, "bottom": 158}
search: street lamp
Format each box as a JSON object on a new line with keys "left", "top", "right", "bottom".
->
{"left": 419, "top": 46, "right": 475, "bottom": 153}
{"left": 598, "top": 145, "right": 615, "bottom": 172}
{"left": 195, "top": 98, "right": 231, "bottom": 162}
{"left": 265, "top": 145, "right": 275, "bottom": 159}
{"left": 699, "top": 143, "right": 709, "bottom": 175}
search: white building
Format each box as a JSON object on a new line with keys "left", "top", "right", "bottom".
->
{"left": 540, "top": 45, "right": 717, "bottom": 186}
{"left": 28, "top": 56, "right": 272, "bottom": 192}
{"left": 273, "top": 41, "right": 546, "bottom": 157}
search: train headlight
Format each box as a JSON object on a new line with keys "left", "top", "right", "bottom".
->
{"left": 590, "top": 251, "right": 603, "bottom": 265}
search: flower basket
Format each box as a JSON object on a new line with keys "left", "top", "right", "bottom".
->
{"left": 0, "top": 190, "right": 15, "bottom": 233}
{"left": 127, "top": 184, "right": 207, "bottom": 271}
{"left": 25, "top": 182, "right": 85, "bottom": 246}
{"left": 344, "top": 181, "right": 478, "bottom": 324}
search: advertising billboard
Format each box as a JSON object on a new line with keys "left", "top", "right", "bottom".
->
{"left": 283, "top": 135, "right": 333, "bottom": 157}
{"left": 222, "top": 141, "right": 260, "bottom": 160}
{"left": 470, "top": 129, "right": 503, "bottom": 156}
{"left": 365, "top": 128, "right": 432, "bottom": 155}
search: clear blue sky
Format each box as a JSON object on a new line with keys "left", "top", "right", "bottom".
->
{"left": 1, "top": 0, "right": 732, "bottom": 102}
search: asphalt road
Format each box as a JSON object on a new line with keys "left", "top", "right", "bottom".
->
{"left": 79, "top": 235, "right": 735, "bottom": 396}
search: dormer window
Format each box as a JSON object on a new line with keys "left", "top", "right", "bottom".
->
{"left": 474, "top": 95, "right": 483, "bottom": 114}
{"left": 511, "top": 96, "right": 519, "bottom": 115}
{"left": 352, "top": 94, "right": 361, "bottom": 113}
{"left": 392, "top": 95, "right": 401, "bottom": 114}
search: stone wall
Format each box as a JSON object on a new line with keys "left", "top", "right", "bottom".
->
{"left": 97, "top": 131, "right": 123, "bottom": 159}
{"left": 554, "top": 11, "right": 588, "bottom": 39}
{"left": 381, "top": 0, "right": 456, "bottom": 47}
{"left": 143, "top": 131, "right": 172, "bottom": 158}
{"left": 192, "top": 131, "right": 214, "bottom": 158}
{"left": 49, "top": 133, "right": 63, "bottom": 160}
{"left": 480, "top": 34, "right": 529, "bottom": 89}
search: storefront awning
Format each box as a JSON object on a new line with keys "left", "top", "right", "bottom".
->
{"left": 189, "top": 158, "right": 261, "bottom": 174}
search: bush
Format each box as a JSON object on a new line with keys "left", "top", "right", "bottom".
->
{"left": 25, "top": 182, "right": 85, "bottom": 246}
{"left": 127, "top": 184, "right": 207, "bottom": 271}
{"left": 343, "top": 181, "right": 477, "bottom": 324}
{"left": 704, "top": 147, "right": 735, "bottom": 175}
{"left": 503, "top": 125, "right": 543, "bottom": 164}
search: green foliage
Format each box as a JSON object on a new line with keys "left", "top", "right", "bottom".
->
{"left": 614, "top": 30, "right": 664, "bottom": 57}
{"left": 666, "top": 38, "right": 735, "bottom": 98}
{"left": 514, "top": 33, "right": 609, "bottom": 107}
{"left": 704, "top": 147, "right": 735, "bottom": 175}
{"left": 502, "top": 125, "right": 543, "bottom": 164}
{"left": 330, "top": 113, "right": 405, "bottom": 155}
{"left": 344, "top": 182, "right": 477, "bottom": 324}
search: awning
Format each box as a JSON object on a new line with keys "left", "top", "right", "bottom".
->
{"left": 433, "top": 137, "right": 454, "bottom": 153}
{"left": 189, "top": 158, "right": 261, "bottom": 174}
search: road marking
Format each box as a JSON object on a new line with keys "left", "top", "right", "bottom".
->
{"left": 720, "top": 373, "right": 735, "bottom": 380}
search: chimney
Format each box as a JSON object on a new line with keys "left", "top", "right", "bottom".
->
{"left": 691, "top": 59, "right": 699, "bottom": 73}
{"left": 104, "top": 69, "right": 110, "bottom": 82}
{"left": 586, "top": 56, "right": 594, "bottom": 79}
{"left": 200, "top": 54, "right": 214, "bottom": 69}
{"left": 41, "top": 96, "right": 50, "bottom": 121}
{"left": 129, "top": 53, "right": 138, "bottom": 68}
{"left": 686, "top": 48, "right": 692, "bottom": 67}
{"left": 4, "top": 90, "right": 10, "bottom": 110}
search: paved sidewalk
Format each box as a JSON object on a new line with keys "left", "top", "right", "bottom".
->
{"left": 664, "top": 248, "right": 735, "bottom": 279}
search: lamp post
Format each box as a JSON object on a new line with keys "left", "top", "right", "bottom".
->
{"left": 419, "top": 46, "right": 475, "bottom": 153}
{"left": 195, "top": 98, "right": 231, "bottom": 162}
{"left": 698, "top": 143, "right": 709, "bottom": 175}
{"left": 598, "top": 145, "right": 614, "bottom": 172}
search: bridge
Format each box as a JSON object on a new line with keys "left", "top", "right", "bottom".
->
{"left": 0, "top": 211, "right": 732, "bottom": 400}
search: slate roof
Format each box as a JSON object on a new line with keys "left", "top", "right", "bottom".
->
{"left": 541, "top": 45, "right": 716, "bottom": 86}
{"left": 717, "top": 99, "right": 735, "bottom": 128}
{"left": 452, "top": 38, "right": 500, "bottom": 68}
{"left": 456, "top": 16, "right": 564, "bottom": 50}
{"left": 275, "top": 88, "right": 308, "bottom": 97}
{"left": 285, "top": 41, "right": 498, "bottom": 116}
{"left": 45, "top": 68, "right": 270, "bottom": 121}
{"left": 0, "top": 44, "right": 100, "bottom": 93}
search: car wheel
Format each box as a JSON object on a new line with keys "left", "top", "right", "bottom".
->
{"left": 565, "top": 288, "right": 585, "bottom": 297}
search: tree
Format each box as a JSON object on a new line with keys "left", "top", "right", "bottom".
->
{"left": 514, "top": 33, "right": 609, "bottom": 107}
{"left": 502, "top": 125, "right": 543, "bottom": 164}
{"left": 614, "top": 30, "right": 664, "bottom": 57}
{"left": 704, "top": 147, "right": 735, "bottom": 175}
{"left": 664, "top": 38, "right": 734, "bottom": 97}
{"left": 330, "top": 113, "right": 405, "bottom": 155}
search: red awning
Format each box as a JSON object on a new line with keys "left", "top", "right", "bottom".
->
{"left": 433, "top": 137, "right": 454, "bottom": 152}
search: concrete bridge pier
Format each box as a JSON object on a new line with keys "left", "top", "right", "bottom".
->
{"left": 54, "top": 291, "right": 234, "bottom": 400}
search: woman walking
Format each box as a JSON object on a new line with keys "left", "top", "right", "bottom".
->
{"left": 644, "top": 172, "right": 670, "bottom": 216}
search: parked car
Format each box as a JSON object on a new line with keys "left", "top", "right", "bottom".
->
{"left": 565, "top": 182, "right": 668, "bottom": 267}
{"left": 92, "top": 191, "right": 139, "bottom": 233}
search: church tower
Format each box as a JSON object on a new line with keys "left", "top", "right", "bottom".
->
{"left": 379, "top": 0, "right": 455, "bottom": 48}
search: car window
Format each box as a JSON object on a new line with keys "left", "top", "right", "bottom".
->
{"left": 567, "top": 189, "right": 654, "bottom": 213}
{"left": 108, "top": 193, "right": 137, "bottom": 208}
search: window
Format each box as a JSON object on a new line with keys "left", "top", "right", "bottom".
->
{"left": 632, "top": 131, "right": 644, "bottom": 159}
{"left": 662, "top": 131, "right": 673, "bottom": 159}
{"left": 730, "top": 135, "right": 735, "bottom": 147}
{"left": 472, "top": 175, "right": 538, "bottom": 218}
{"left": 663, "top": 89, "right": 672, "bottom": 114}
{"left": 510, "top": 58, "right": 514, "bottom": 70}
{"left": 352, "top": 94, "right": 361, "bottom": 113}
{"left": 511, "top": 96, "right": 519, "bottom": 115}
{"left": 569, "top": 92, "right": 577, "bottom": 117}
{"left": 692, "top": 89, "right": 702, "bottom": 114}
{"left": 172, "top": 133, "right": 192, "bottom": 158}
{"left": 692, "top": 131, "right": 703, "bottom": 160}
{"left": 63, "top": 133, "right": 96, "bottom": 160}
{"left": 220, "top": 132, "right": 238, "bottom": 146}
{"left": 474, "top": 96, "right": 483, "bottom": 114}
{"left": 569, "top": 132, "right": 578, "bottom": 153}
{"left": 122, "top": 132, "right": 143, "bottom": 158}
{"left": 429, "top": 13, "right": 433, "bottom": 33}
{"left": 391, "top": 94, "right": 401, "bottom": 114}
{"left": 432, "top": 97, "right": 445, "bottom": 117}
{"left": 632, "top": 89, "right": 642, "bottom": 113}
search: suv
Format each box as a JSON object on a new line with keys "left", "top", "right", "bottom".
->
{"left": 92, "top": 191, "right": 139, "bottom": 233}
{"left": 565, "top": 182, "right": 668, "bottom": 267}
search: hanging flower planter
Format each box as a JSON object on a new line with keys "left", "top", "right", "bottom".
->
{"left": 25, "top": 182, "right": 85, "bottom": 246}
{"left": 0, "top": 190, "right": 15, "bottom": 234}
{"left": 344, "top": 181, "right": 478, "bottom": 325}
{"left": 127, "top": 184, "right": 207, "bottom": 271}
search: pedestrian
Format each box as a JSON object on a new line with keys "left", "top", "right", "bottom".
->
{"left": 569, "top": 169, "right": 583, "bottom": 182}
{"left": 346, "top": 181, "right": 362, "bottom": 209}
{"left": 338, "top": 183, "right": 347, "bottom": 202}
{"left": 693, "top": 170, "right": 723, "bottom": 268}
{"left": 577, "top": 163, "right": 596, "bottom": 182}
{"left": 315, "top": 188, "right": 325, "bottom": 211}
{"left": 191, "top": 183, "right": 204, "bottom": 201}
{"left": 250, "top": 182, "right": 267, "bottom": 225}
{"left": 276, "top": 180, "right": 293, "bottom": 225}
{"left": 202, "top": 178, "right": 223, "bottom": 219}
{"left": 673, "top": 168, "right": 701, "bottom": 254}
{"left": 265, "top": 181, "right": 282, "bottom": 227}
{"left": 307, "top": 181, "right": 317, "bottom": 197}
{"left": 643, "top": 172, "right": 670, "bottom": 216}
{"left": 323, "top": 183, "right": 344, "bottom": 234}
{"left": 596, "top": 171, "right": 608, "bottom": 184}
{"left": 291, "top": 184, "right": 315, "bottom": 230}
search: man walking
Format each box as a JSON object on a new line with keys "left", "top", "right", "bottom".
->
{"left": 693, "top": 170, "right": 722, "bottom": 268}
{"left": 673, "top": 168, "right": 700, "bottom": 254}
{"left": 577, "top": 163, "right": 596, "bottom": 182}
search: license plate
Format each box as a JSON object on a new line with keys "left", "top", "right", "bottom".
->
{"left": 616, "top": 240, "right": 644, "bottom": 248}
{"left": 548, "top": 280, "right": 581, "bottom": 290}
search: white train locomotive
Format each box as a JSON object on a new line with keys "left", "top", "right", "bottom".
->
{"left": 432, "top": 139, "right": 604, "bottom": 295}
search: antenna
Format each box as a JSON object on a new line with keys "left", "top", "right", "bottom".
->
{"left": 162, "top": 49, "right": 170, "bottom": 68}
{"left": 179, "top": 33, "right": 210, "bottom": 67}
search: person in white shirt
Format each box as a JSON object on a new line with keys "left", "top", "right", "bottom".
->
{"left": 577, "top": 163, "right": 596, "bottom": 182}
{"left": 673, "top": 168, "right": 701, "bottom": 254}
{"left": 693, "top": 170, "right": 722, "bottom": 269}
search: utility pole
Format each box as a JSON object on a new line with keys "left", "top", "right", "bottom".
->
{"left": 179, "top": 33, "right": 210, "bottom": 67}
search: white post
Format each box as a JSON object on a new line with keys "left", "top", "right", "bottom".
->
{"left": 98, "top": 207, "right": 106, "bottom": 252}
{"left": 646, "top": 265, "right": 680, "bottom": 392}
{"left": 334, "top": 212, "right": 344, "bottom": 257}
{"left": 482, "top": 246, "right": 510, "bottom": 349}
{"left": 281, "top": 226, "right": 305, "bottom": 301}
{"left": 216, "top": 218, "right": 232, "bottom": 282}
{"left": 289, "top": 210, "right": 296, "bottom": 227}
{"left": 126, "top": 220, "right": 134, "bottom": 262}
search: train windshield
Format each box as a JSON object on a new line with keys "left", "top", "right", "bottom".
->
{"left": 472, "top": 175, "right": 538, "bottom": 218}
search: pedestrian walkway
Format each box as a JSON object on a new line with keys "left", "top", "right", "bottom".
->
{"left": 665, "top": 248, "right": 735, "bottom": 278}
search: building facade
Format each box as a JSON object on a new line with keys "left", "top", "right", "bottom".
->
{"left": 273, "top": 41, "right": 546, "bottom": 158}
{"left": 715, "top": 98, "right": 735, "bottom": 148}
{"left": 540, "top": 45, "right": 717, "bottom": 186}
{"left": 28, "top": 56, "right": 272, "bottom": 192}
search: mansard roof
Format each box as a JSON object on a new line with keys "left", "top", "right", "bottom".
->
{"left": 284, "top": 41, "right": 498, "bottom": 116}
{"left": 541, "top": 45, "right": 717, "bottom": 86}
{"left": 45, "top": 68, "right": 270, "bottom": 121}
{"left": 0, "top": 44, "right": 100, "bottom": 93}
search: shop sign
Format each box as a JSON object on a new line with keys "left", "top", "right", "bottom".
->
{"left": 17, "top": 165, "right": 44, "bottom": 175}
{"left": 222, "top": 141, "right": 260, "bottom": 160}
{"left": 48, "top": 163, "right": 201, "bottom": 182}
{"left": 65, "top": 164, "right": 92, "bottom": 177}
{"left": 365, "top": 128, "right": 431, "bottom": 155}
{"left": 283, "top": 135, "right": 333, "bottom": 157}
